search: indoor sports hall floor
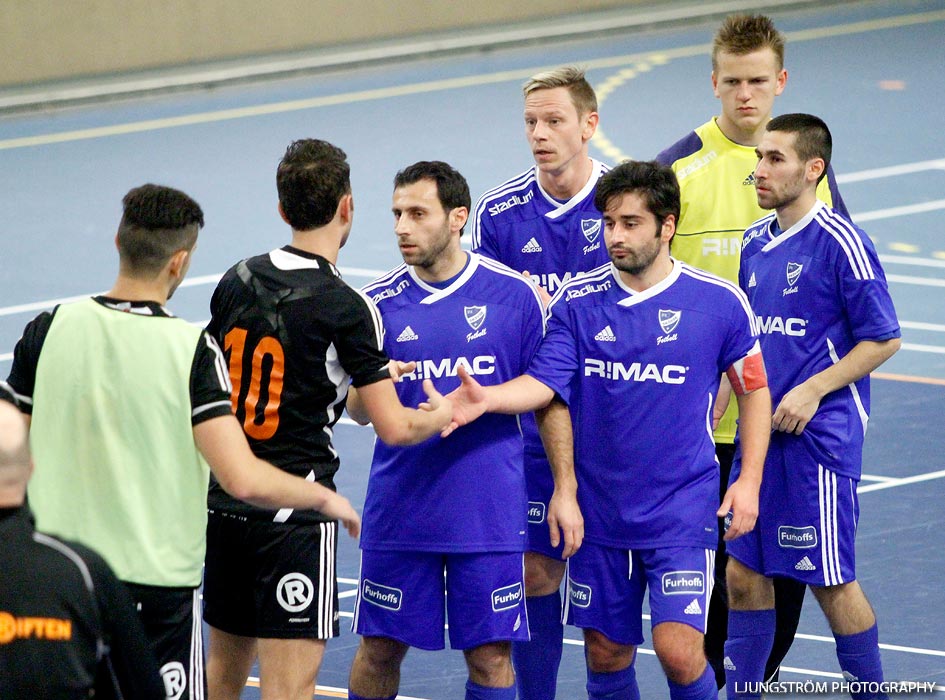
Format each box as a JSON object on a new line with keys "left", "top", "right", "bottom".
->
{"left": 1, "top": 0, "right": 943, "bottom": 697}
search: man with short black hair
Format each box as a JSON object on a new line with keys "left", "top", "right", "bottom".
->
{"left": 725, "top": 114, "right": 899, "bottom": 700}
{"left": 347, "top": 160, "right": 548, "bottom": 700}
{"left": 7, "top": 183, "right": 363, "bottom": 700}
{"left": 449, "top": 160, "right": 772, "bottom": 700}
{"left": 204, "top": 142, "right": 454, "bottom": 700}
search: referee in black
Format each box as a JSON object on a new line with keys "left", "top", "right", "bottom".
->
{"left": 0, "top": 389, "right": 164, "bottom": 699}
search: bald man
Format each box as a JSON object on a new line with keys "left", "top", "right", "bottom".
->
{"left": 0, "top": 395, "right": 164, "bottom": 699}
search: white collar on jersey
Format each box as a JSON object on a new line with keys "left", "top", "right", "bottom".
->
{"left": 409, "top": 251, "right": 481, "bottom": 304}
{"left": 614, "top": 257, "right": 683, "bottom": 307}
{"left": 762, "top": 200, "right": 825, "bottom": 252}
{"left": 269, "top": 247, "right": 326, "bottom": 271}
{"left": 538, "top": 159, "right": 606, "bottom": 221}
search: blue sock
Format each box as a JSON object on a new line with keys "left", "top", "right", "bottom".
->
{"left": 465, "top": 680, "right": 516, "bottom": 700}
{"left": 668, "top": 664, "right": 718, "bottom": 700}
{"left": 835, "top": 624, "right": 888, "bottom": 700}
{"left": 348, "top": 693, "right": 395, "bottom": 700}
{"left": 724, "top": 609, "right": 775, "bottom": 699}
{"left": 586, "top": 664, "right": 641, "bottom": 700}
{"left": 512, "top": 591, "right": 563, "bottom": 700}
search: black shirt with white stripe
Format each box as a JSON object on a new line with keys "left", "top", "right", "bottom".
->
{"left": 205, "top": 246, "right": 390, "bottom": 523}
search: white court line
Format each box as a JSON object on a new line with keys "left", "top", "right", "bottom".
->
{"left": 858, "top": 468, "right": 945, "bottom": 493}
{"left": 560, "top": 637, "right": 945, "bottom": 689}
{"left": 885, "top": 274, "right": 945, "bottom": 288}
{"left": 901, "top": 321, "right": 945, "bottom": 332}
{"left": 901, "top": 342, "right": 945, "bottom": 354}
{"left": 855, "top": 199, "right": 945, "bottom": 223}
{"left": 880, "top": 255, "right": 945, "bottom": 269}
{"left": 836, "top": 159, "right": 945, "bottom": 183}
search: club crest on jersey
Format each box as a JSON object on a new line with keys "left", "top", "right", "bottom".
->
{"left": 581, "top": 218, "right": 602, "bottom": 255}
{"left": 658, "top": 309, "right": 681, "bottom": 334}
{"left": 582, "top": 218, "right": 601, "bottom": 242}
{"left": 657, "top": 309, "right": 680, "bottom": 345}
{"left": 464, "top": 305, "right": 488, "bottom": 342}
{"left": 786, "top": 261, "right": 803, "bottom": 287}
{"left": 783, "top": 261, "right": 803, "bottom": 296}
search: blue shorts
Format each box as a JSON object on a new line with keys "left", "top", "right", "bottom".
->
{"left": 525, "top": 450, "right": 566, "bottom": 560}
{"left": 727, "top": 433, "right": 859, "bottom": 586}
{"left": 352, "top": 549, "right": 529, "bottom": 650}
{"left": 563, "top": 542, "right": 715, "bottom": 645}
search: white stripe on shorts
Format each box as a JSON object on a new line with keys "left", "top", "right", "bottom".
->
{"left": 190, "top": 588, "right": 204, "bottom": 700}
{"left": 704, "top": 548, "right": 716, "bottom": 631}
{"left": 317, "top": 521, "right": 338, "bottom": 638}
{"left": 818, "top": 465, "right": 844, "bottom": 586}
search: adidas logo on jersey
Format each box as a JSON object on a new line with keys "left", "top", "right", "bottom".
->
{"left": 724, "top": 656, "right": 737, "bottom": 671}
{"left": 396, "top": 326, "right": 419, "bottom": 342}
{"left": 594, "top": 325, "right": 616, "bottom": 342}
{"left": 743, "top": 173, "right": 756, "bottom": 186}
{"left": 748, "top": 272, "right": 757, "bottom": 288}
{"left": 795, "top": 556, "right": 816, "bottom": 571}
{"left": 684, "top": 599, "right": 702, "bottom": 615}
{"left": 521, "top": 237, "right": 542, "bottom": 253}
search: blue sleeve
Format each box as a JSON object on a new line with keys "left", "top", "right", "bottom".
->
{"left": 519, "top": 288, "right": 546, "bottom": 372}
{"left": 839, "top": 233, "right": 901, "bottom": 343}
{"left": 526, "top": 296, "right": 578, "bottom": 402}
{"left": 719, "top": 290, "right": 760, "bottom": 373}
{"left": 655, "top": 131, "right": 702, "bottom": 167}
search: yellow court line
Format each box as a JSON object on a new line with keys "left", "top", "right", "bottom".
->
{"left": 1, "top": 10, "right": 943, "bottom": 152}
{"left": 873, "top": 371, "right": 945, "bottom": 387}
{"left": 244, "top": 678, "right": 348, "bottom": 698}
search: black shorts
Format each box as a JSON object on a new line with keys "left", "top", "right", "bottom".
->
{"left": 123, "top": 582, "right": 204, "bottom": 700}
{"left": 203, "top": 510, "right": 339, "bottom": 639}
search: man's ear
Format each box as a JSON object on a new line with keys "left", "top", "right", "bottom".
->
{"left": 277, "top": 201, "right": 291, "bottom": 225}
{"left": 167, "top": 248, "right": 189, "bottom": 277}
{"left": 807, "top": 157, "right": 826, "bottom": 185}
{"left": 450, "top": 206, "right": 468, "bottom": 235}
{"left": 337, "top": 193, "right": 354, "bottom": 224}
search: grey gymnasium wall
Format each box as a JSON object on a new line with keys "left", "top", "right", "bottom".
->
{"left": 0, "top": 0, "right": 644, "bottom": 88}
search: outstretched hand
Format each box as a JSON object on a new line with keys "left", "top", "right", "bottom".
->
{"left": 439, "top": 365, "right": 489, "bottom": 437}
{"left": 417, "top": 378, "right": 454, "bottom": 430}
{"left": 387, "top": 360, "right": 417, "bottom": 382}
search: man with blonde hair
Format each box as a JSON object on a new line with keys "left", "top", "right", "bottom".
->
{"left": 471, "top": 65, "right": 607, "bottom": 699}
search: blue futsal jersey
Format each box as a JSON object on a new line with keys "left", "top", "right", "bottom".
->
{"left": 471, "top": 160, "right": 611, "bottom": 296}
{"left": 739, "top": 202, "right": 900, "bottom": 480}
{"left": 360, "top": 253, "right": 545, "bottom": 553}
{"left": 528, "top": 260, "right": 761, "bottom": 550}
{"left": 472, "top": 161, "right": 612, "bottom": 548}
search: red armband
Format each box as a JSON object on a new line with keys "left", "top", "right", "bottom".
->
{"left": 726, "top": 340, "right": 768, "bottom": 395}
